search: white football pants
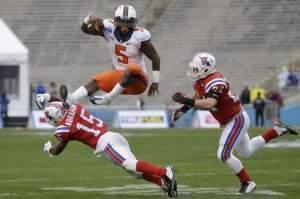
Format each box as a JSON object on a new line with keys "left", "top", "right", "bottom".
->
{"left": 217, "top": 110, "right": 266, "bottom": 173}
{"left": 94, "top": 131, "right": 142, "bottom": 177}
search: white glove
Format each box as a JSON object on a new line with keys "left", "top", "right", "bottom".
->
{"left": 36, "top": 93, "right": 50, "bottom": 110}
{"left": 43, "top": 141, "right": 53, "bottom": 157}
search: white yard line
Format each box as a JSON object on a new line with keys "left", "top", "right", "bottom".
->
{"left": 42, "top": 184, "right": 286, "bottom": 196}
{"left": 265, "top": 140, "right": 300, "bottom": 148}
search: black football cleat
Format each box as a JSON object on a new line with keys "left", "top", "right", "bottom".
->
{"left": 239, "top": 181, "right": 256, "bottom": 193}
{"left": 274, "top": 120, "right": 298, "bottom": 135}
{"left": 59, "top": 84, "right": 68, "bottom": 102}
{"left": 162, "top": 165, "right": 178, "bottom": 197}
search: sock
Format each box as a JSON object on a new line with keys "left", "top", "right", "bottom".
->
{"left": 106, "top": 83, "right": 125, "bottom": 100}
{"left": 142, "top": 174, "right": 162, "bottom": 186}
{"left": 136, "top": 160, "right": 166, "bottom": 177}
{"left": 262, "top": 128, "right": 278, "bottom": 142}
{"left": 70, "top": 86, "right": 88, "bottom": 102}
{"left": 237, "top": 168, "right": 251, "bottom": 183}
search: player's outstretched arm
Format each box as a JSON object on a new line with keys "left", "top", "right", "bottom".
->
{"left": 172, "top": 92, "right": 217, "bottom": 110}
{"left": 141, "top": 40, "right": 161, "bottom": 97}
{"left": 81, "top": 15, "right": 104, "bottom": 36}
{"left": 44, "top": 140, "right": 68, "bottom": 156}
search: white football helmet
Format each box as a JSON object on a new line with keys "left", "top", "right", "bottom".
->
{"left": 44, "top": 101, "right": 67, "bottom": 126}
{"left": 114, "top": 5, "right": 137, "bottom": 29}
{"left": 187, "top": 52, "right": 217, "bottom": 81}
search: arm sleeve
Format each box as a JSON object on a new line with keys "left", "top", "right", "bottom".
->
{"left": 54, "top": 125, "right": 70, "bottom": 142}
{"left": 205, "top": 84, "right": 226, "bottom": 99}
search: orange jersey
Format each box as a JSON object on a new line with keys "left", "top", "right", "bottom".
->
{"left": 193, "top": 72, "right": 242, "bottom": 125}
{"left": 54, "top": 104, "right": 108, "bottom": 149}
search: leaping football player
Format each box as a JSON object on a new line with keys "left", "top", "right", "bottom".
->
{"left": 41, "top": 99, "right": 177, "bottom": 197}
{"left": 36, "top": 4, "right": 160, "bottom": 108}
{"left": 171, "top": 52, "right": 298, "bottom": 193}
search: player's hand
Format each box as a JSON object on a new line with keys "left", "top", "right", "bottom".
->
{"left": 35, "top": 93, "right": 50, "bottom": 110}
{"left": 172, "top": 109, "right": 184, "bottom": 122}
{"left": 43, "top": 141, "right": 53, "bottom": 157}
{"left": 172, "top": 92, "right": 187, "bottom": 104}
{"left": 148, "top": 82, "right": 159, "bottom": 97}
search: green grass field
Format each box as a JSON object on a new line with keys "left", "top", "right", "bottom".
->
{"left": 0, "top": 128, "right": 299, "bottom": 199}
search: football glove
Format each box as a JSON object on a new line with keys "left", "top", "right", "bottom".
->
{"left": 172, "top": 92, "right": 195, "bottom": 107}
{"left": 35, "top": 93, "right": 51, "bottom": 110}
{"left": 172, "top": 92, "right": 186, "bottom": 104}
{"left": 43, "top": 141, "right": 53, "bottom": 157}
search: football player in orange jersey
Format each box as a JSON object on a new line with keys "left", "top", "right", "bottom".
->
{"left": 172, "top": 52, "right": 298, "bottom": 193}
{"left": 42, "top": 99, "right": 177, "bottom": 197}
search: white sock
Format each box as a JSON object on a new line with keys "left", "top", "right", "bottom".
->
{"left": 106, "top": 83, "right": 125, "bottom": 100}
{"left": 70, "top": 86, "right": 88, "bottom": 103}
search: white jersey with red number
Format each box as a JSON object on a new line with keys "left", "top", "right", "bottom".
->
{"left": 102, "top": 19, "right": 151, "bottom": 73}
{"left": 54, "top": 104, "right": 108, "bottom": 149}
{"left": 193, "top": 72, "right": 242, "bottom": 125}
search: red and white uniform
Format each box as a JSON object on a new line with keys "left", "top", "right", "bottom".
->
{"left": 102, "top": 19, "right": 151, "bottom": 73}
{"left": 54, "top": 104, "right": 139, "bottom": 172}
{"left": 55, "top": 104, "right": 108, "bottom": 149}
{"left": 193, "top": 72, "right": 242, "bottom": 125}
{"left": 194, "top": 72, "right": 252, "bottom": 164}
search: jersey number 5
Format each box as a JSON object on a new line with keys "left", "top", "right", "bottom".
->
{"left": 115, "top": 44, "right": 128, "bottom": 64}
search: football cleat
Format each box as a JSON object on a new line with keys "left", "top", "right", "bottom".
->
{"left": 239, "top": 181, "right": 256, "bottom": 193}
{"left": 90, "top": 95, "right": 112, "bottom": 105}
{"left": 274, "top": 120, "right": 298, "bottom": 136}
{"left": 162, "top": 165, "right": 178, "bottom": 197}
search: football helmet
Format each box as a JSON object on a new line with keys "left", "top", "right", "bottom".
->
{"left": 187, "top": 52, "right": 217, "bottom": 81}
{"left": 44, "top": 101, "right": 67, "bottom": 126}
{"left": 114, "top": 5, "right": 137, "bottom": 31}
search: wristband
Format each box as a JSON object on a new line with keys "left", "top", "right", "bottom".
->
{"left": 184, "top": 98, "right": 195, "bottom": 107}
{"left": 152, "top": 71, "right": 160, "bottom": 83}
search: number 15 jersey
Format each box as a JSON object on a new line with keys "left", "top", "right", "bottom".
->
{"left": 54, "top": 104, "right": 108, "bottom": 149}
{"left": 102, "top": 19, "right": 151, "bottom": 73}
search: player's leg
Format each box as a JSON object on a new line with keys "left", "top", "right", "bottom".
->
{"left": 91, "top": 64, "right": 148, "bottom": 105}
{"left": 217, "top": 111, "right": 256, "bottom": 193}
{"left": 68, "top": 80, "right": 99, "bottom": 103}
{"left": 96, "top": 132, "right": 177, "bottom": 196}
{"left": 70, "top": 70, "right": 120, "bottom": 104}
{"left": 237, "top": 120, "right": 298, "bottom": 158}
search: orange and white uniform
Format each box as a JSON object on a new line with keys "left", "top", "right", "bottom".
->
{"left": 93, "top": 19, "right": 150, "bottom": 95}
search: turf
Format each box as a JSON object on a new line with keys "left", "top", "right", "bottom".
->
{"left": 0, "top": 128, "right": 299, "bottom": 199}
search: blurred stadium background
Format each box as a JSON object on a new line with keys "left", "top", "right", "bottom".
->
{"left": 0, "top": 0, "right": 300, "bottom": 198}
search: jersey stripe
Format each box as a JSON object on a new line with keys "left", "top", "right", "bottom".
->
{"left": 123, "top": 5, "right": 128, "bottom": 18}
{"left": 55, "top": 125, "right": 69, "bottom": 133}
{"left": 205, "top": 78, "right": 227, "bottom": 93}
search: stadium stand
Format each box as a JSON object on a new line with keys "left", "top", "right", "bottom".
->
{"left": 0, "top": 0, "right": 299, "bottom": 106}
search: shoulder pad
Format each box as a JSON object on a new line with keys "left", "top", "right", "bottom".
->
{"left": 133, "top": 27, "right": 151, "bottom": 42}
{"left": 103, "top": 18, "right": 114, "bottom": 33}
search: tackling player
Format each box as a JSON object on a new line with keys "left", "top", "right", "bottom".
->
{"left": 171, "top": 52, "right": 298, "bottom": 193}
{"left": 42, "top": 100, "right": 177, "bottom": 197}
{"left": 36, "top": 5, "right": 160, "bottom": 108}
